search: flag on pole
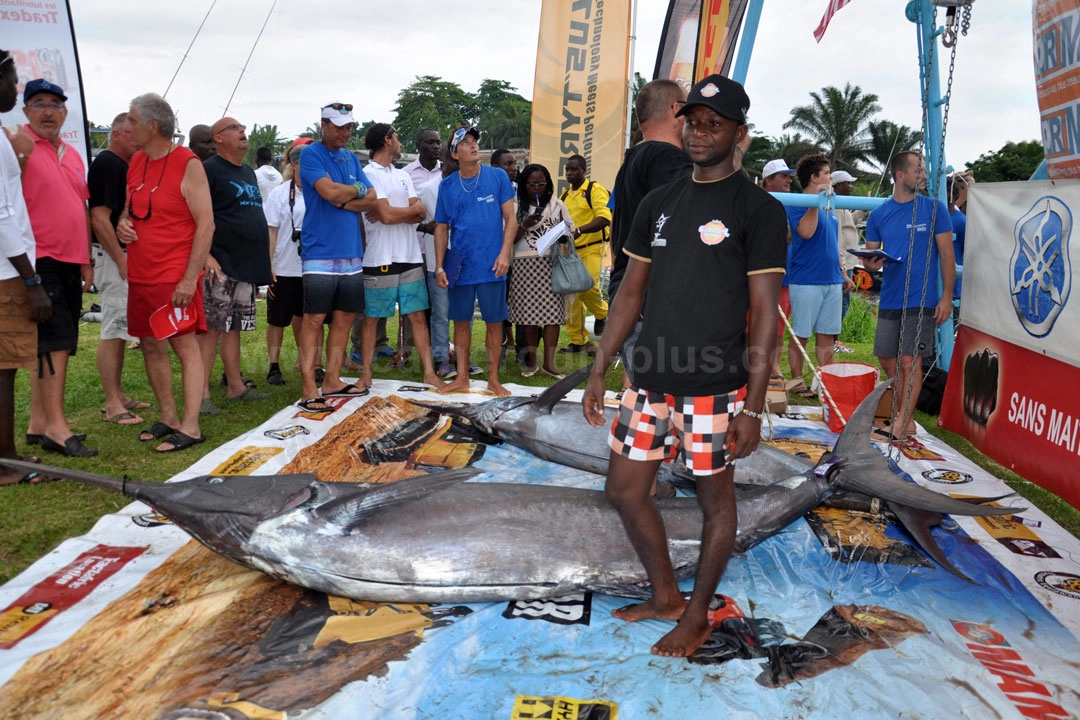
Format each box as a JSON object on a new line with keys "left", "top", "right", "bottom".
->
{"left": 813, "top": 0, "right": 852, "bottom": 43}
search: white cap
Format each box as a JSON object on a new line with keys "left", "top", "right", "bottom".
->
{"left": 831, "top": 170, "right": 857, "bottom": 185}
{"left": 762, "top": 159, "right": 796, "bottom": 178}
{"left": 321, "top": 103, "right": 356, "bottom": 127}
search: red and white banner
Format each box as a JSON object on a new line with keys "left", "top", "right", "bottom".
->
{"left": 0, "top": 0, "right": 90, "bottom": 168}
{"left": 814, "top": 0, "right": 853, "bottom": 43}
{"left": 940, "top": 180, "right": 1080, "bottom": 509}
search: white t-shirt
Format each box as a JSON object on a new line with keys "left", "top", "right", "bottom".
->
{"left": 416, "top": 176, "right": 442, "bottom": 272}
{"left": 263, "top": 179, "right": 304, "bottom": 277}
{"left": 254, "top": 164, "right": 283, "bottom": 210}
{"left": 362, "top": 159, "right": 422, "bottom": 267}
{"left": 0, "top": 133, "right": 36, "bottom": 280}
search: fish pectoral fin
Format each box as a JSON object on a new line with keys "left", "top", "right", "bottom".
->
{"left": 888, "top": 502, "right": 976, "bottom": 583}
{"left": 531, "top": 363, "right": 593, "bottom": 415}
{"left": 313, "top": 468, "right": 480, "bottom": 532}
{"left": 836, "top": 464, "right": 1026, "bottom": 518}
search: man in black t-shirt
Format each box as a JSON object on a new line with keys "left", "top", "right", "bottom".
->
{"left": 583, "top": 75, "right": 786, "bottom": 659}
{"left": 88, "top": 112, "right": 151, "bottom": 426}
{"left": 198, "top": 117, "right": 273, "bottom": 413}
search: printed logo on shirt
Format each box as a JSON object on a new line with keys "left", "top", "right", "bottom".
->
{"left": 652, "top": 213, "right": 670, "bottom": 248}
{"left": 229, "top": 180, "right": 263, "bottom": 208}
{"left": 477, "top": 194, "right": 495, "bottom": 204}
{"left": 699, "top": 219, "right": 730, "bottom": 246}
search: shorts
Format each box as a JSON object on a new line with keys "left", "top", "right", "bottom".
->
{"left": 777, "top": 285, "right": 791, "bottom": 339}
{"left": 874, "top": 307, "right": 936, "bottom": 358}
{"left": 92, "top": 244, "right": 133, "bottom": 341}
{"left": 448, "top": 280, "right": 508, "bottom": 324}
{"left": 36, "top": 256, "right": 81, "bottom": 355}
{"left": 267, "top": 275, "right": 303, "bottom": 327}
{"left": 128, "top": 280, "right": 207, "bottom": 339}
{"left": 303, "top": 257, "right": 365, "bottom": 316}
{"left": 363, "top": 263, "right": 429, "bottom": 318}
{"left": 788, "top": 283, "right": 842, "bottom": 338}
{"left": 609, "top": 384, "right": 745, "bottom": 476}
{"left": 0, "top": 277, "right": 37, "bottom": 369}
{"left": 203, "top": 271, "right": 257, "bottom": 332}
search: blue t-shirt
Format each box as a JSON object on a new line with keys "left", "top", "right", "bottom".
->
{"left": 785, "top": 206, "right": 843, "bottom": 285}
{"left": 865, "top": 196, "right": 952, "bottom": 310}
{"left": 951, "top": 208, "right": 966, "bottom": 299}
{"left": 298, "top": 143, "right": 373, "bottom": 261}
{"left": 435, "top": 165, "right": 515, "bottom": 285}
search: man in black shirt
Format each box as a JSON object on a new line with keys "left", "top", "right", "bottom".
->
{"left": 88, "top": 112, "right": 149, "bottom": 425}
{"left": 198, "top": 117, "right": 273, "bottom": 412}
{"left": 583, "top": 75, "right": 786, "bottom": 659}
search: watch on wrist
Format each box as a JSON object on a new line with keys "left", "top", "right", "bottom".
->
{"left": 435, "top": 267, "right": 445, "bottom": 274}
{"left": 24, "top": 273, "right": 42, "bottom": 287}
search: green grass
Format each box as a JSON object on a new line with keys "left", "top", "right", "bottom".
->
{"left": 2, "top": 294, "right": 1077, "bottom": 585}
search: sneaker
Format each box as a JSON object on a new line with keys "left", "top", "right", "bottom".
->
{"left": 834, "top": 341, "right": 854, "bottom": 354}
{"left": 314, "top": 366, "right": 325, "bottom": 384}
{"left": 559, "top": 343, "right": 586, "bottom": 354}
{"left": 349, "top": 348, "right": 363, "bottom": 365}
{"left": 435, "top": 361, "right": 457, "bottom": 379}
{"left": 266, "top": 367, "right": 285, "bottom": 386}
{"left": 374, "top": 346, "right": 395, "bottom": 358}
{"left": 592, "top": 318, "right": 606, "bottom": 336}
{"left": 468, "top": 362, "right": 482, "bottom": 376}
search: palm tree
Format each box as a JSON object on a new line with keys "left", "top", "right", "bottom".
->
{"left": 867, "top": 120, "right": 923, "bottom": 172}
{"left": 783, "top": 83, "right": 881, "bottom": 172}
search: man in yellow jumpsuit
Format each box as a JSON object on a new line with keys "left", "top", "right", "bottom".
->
{"left": 560, "top": 154, "right": 611, "bottom": 354}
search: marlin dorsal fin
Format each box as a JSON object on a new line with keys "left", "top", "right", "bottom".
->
{"left": 532, "top": 363, "right": 594, "bottom": 415}
{"left": 313, "top": 468, "right": 480, "bottom": 533}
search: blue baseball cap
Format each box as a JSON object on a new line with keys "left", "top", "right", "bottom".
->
{"left": 24, "top": 78, "right": 68, "bottom": 104}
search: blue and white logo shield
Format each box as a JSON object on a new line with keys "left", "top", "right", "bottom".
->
{"left": 1011, "top": 196, "right": 1072, "bottom": 337}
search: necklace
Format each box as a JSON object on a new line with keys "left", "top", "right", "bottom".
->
{"left": 458, "top": 169, "right": 481, "bottom": 194}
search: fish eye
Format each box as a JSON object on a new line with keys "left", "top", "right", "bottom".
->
{"left": 208, "top": 477, "right": 225, "bottom": 484}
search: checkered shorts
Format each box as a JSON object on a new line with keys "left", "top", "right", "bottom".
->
{"left": 609, "top": 385, "right": 746, "bottom": 476}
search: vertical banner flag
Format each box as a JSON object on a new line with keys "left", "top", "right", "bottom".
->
{"left": 654, "top": 0, "right": 748, "bottom": 89}
{"left": 814, "top": 0, "right": 853, "bottom": 43}
{"left": 940, "top": 181, "right": 1080, "bottom": 509}
{"left": 0, "top": 0, "right": 90, "bottom": 168}
{"left": 530, "top": 0, "right": 632, "bottom": 194}
{"left": 1034, "top": 0, "right": 1080, "bottom": 179}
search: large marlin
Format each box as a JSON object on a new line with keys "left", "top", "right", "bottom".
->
{"left": 1, "top": 382, "right": 1020, "bottom": 603}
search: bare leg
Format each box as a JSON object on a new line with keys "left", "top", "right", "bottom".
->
{"left": 359, "top": 314, "right": 378, "bottom": 391}
{"left": 140, "top": 336, "right": 182, "bottom": 432}
{"left": 165, "top": 333, "right": 204, "bottom": 445}
{"left": 652, "top": 464, "right": 737, "bottom": 658}
{"left": 0, "top": 370, "right": 22, "bottom": 484}
{"left": 406, "top": 310, "right": 441, "bottom": 386}
{"left": 198, "top": 328, "right": 222, "bottom": 401}
{"left": 98, "top": 337, "right": 141, "bottom": 423}
{"left": 815, "top": 332, "right": 835, "bottom": 369}
{"left": 220, "top": 329, "right": 248, "bottom": 399}
{"left": 439, "top": 320, "right": 474, "bottom": 394}
{"left": 31, "top": 350, "right": 78, "bottom": 444}
{"left": 267, "top": 324, "right": 285, "bottom": 364}
{"left": 519, "top": 325, "right": 539, "bottom": 371}
{"left": 298, "top": 313, "right": 327, "bottom": 401}
{"left": 605, "top": 452, "right": 685, "bottom": 623}
{"left": 894, "top": 354, "right": 921, "bottom": 436}
{"left": 788, "top": 335, "right": 808, "bottom": 384}
{"left": 541, "top": 323, "right": 560, "bottom": 375}
{"left": 484, "top": 321, "right": 508, "bottom": 396}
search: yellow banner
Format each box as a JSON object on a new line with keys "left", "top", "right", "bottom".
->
{"left": 530, "top": 0, "right": 631, "bottom": 193}
{"left": 696, "top": 0, "right": 745, "bottom": 80}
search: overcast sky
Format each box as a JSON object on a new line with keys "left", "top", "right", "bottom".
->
{"left": 70, "top": 0, "right": 1039, "bottom": 169}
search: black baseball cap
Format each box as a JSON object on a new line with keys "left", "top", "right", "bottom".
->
{"left": 676, "top": 74, "right": 749, "bottom": 125}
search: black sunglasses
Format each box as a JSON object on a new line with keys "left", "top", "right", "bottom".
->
{"left": 323, "top": 103, "right": 353, "bottom": 113}
{"left": 128, "top": 149, "right": 171, "bottom": 222}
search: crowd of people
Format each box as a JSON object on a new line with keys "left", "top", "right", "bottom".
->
{"left": 0, "top": 48, "right": 964, "bottom": 660}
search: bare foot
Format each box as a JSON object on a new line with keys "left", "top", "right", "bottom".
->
{"left": 422, "top": 373, "right": 444, "bottom": 388}
{"left": 438, "top": 378, "right": 472, "bottom": 394}
{"left": 487, "top": 379, "right": 510, "bottom": 397}
{"left": 651, "top": 615, "right": 713, "bottom": 657}
{"left": 611, "top": 597, "right": 685, "bottom": 623}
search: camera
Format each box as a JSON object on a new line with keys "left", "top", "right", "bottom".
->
{"left": 292, "top": 228, "right": 302, "bottom": 242}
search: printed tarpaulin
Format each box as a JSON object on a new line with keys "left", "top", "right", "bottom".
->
{"left": 0, "top": 381, "right": 1078, "bottom": 719}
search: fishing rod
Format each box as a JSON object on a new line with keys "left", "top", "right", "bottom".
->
{"left": 224, "top": 0, "right": 279, "bottom": 114}
{"left": 163, "top": 0, "right": 218, "bottom": 98}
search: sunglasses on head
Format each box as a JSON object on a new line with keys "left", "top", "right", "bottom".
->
{"left": 323, "top": 103, "right": 353, "bottom": 114}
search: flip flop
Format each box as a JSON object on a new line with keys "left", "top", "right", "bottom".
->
{"left": 156, "top": 430, "right": 206, "bottom": 453}
{"left": 26, "top": 432, "right": 85, "bottom": 446}
{"left": 105, "top": 411, "right": 145, "bottom": 426}
{"left": 0, "top": 471, "right": 53, "bottom": 486}
{"left": 40, "top": 435, "right": 98, "bottom": 458}
{"left": 124, "top": 398, "right": 152, "bottom": 410}
{"left": 226, "top": 387, "right": 272, "bottom": 402}
{"left": 139, "top": 421, "right": 177, "bottom": 443}
{"left": 322, "top": 383, "right": 369, "bottom": 397}
{"left": 297, "top": 397, "right": 336, "bottom": 413}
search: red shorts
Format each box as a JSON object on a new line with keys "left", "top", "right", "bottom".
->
{"left": 609, "top": 384, "right": 747, "bottom": 476}
{"left": 777, "top": 285, "right": 791, "bottom": 339}
{"left": 128, "top": 281, "right": 207, "bottom": 339}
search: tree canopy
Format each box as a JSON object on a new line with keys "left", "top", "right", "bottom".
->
{"left": 964, "top": 140, "right": 1045, "bottom": 182}
{"left": 783, "top": 83, "right": 881, "bottom": 173}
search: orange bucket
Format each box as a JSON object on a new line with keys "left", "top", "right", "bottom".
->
{"left": 820, "top": 363, "right": 878, "bottom": 432}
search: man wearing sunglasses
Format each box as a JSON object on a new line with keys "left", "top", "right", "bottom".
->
{"left": 296, "top": 102, "right": 377, "bottom": 409}
{"left": 198, "top": 117, "right": 274, "bottom": 413}
{"left": 20, "top": 79, "right": 97, "bottom": 458}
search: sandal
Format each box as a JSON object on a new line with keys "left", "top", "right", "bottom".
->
{"left": 156, "top": 430, "right": 206, "bottom": 453}
{"left": 139, "top": 421, "right": 177, "bottom": 443}
{"left": 104, "top": 411, "right": 144, "bottom": 426}
{"left": 297, "top": 397, "right": 335, "bottom": 413}
{"left": 786, "top": 380, "right": 818, "bottom": 400}
{"left": 0, "top": 471, "right": 54, "bottom": 486}
{"left": 322, "top": 383, "right": 369, "bottom": 397}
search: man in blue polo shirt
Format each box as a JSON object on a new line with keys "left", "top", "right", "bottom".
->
{"left": 296, "top": 102, "right": 377, "bottom": 411}
{"left": 433, "top": 126, "right": 516, "bottom": 396}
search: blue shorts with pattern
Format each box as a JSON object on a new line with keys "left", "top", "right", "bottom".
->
{"left": 363, "top": 262, "right": 429, "bottom": 318}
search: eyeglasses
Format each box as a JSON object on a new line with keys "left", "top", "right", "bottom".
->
{"left": 221, "top": 123, "right": 246, "bottom": 133}
{"left": 127, "top": 149, "right": 172, "bottom": 222}
{"left": 322, "top": 103, "right": 353, "bottom": 113}
{"left": 525, "top": 180, "right": 547, "bottom": 189}
{"left": 28, "top": 101, "right": 65, "bottom": 112}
